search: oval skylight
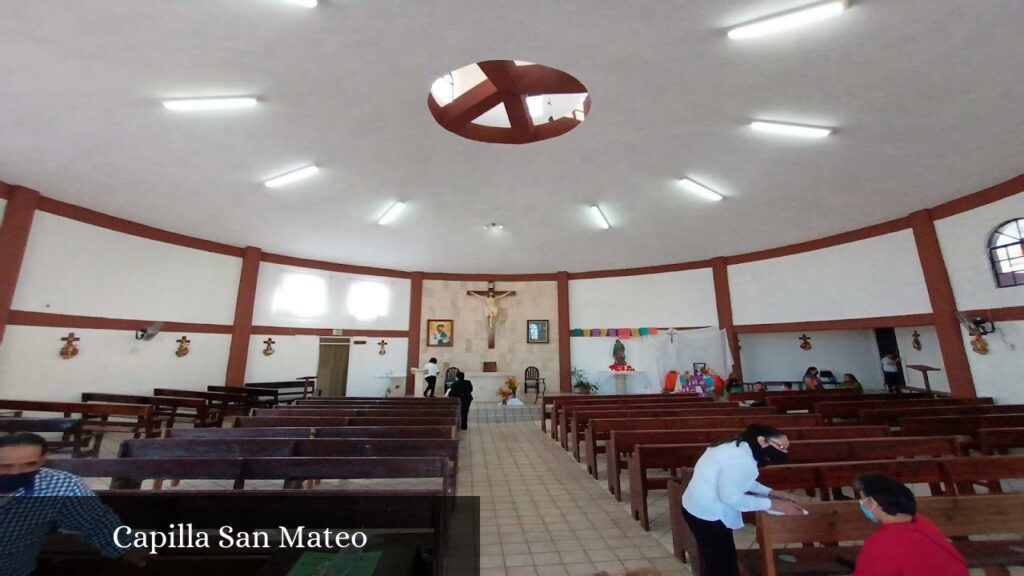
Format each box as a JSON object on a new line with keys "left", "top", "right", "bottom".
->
{"left": 427, "top": 60, "right": 590, "bottom": 144}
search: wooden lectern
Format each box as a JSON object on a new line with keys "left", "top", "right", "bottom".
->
{"left": 906, "top": 365, "right": 941, "bottom": 394}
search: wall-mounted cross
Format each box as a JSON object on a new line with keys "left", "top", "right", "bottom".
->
{"left": 175, "top": 336, "right": 191, "bottom": 358}
{"left": 59, "top": 332, "right": 80, "bottom": 359}
{"left": 799, "top": 334, "right": 812, "bottom": 351}
{"left": 378, "top": 340, "right": 387, "bottom": 355}
{"left": 263, "top": 338, "right": 276, "bottom": 356}
{"left": 466, "top": 281, "right": 516, "bottom": 349}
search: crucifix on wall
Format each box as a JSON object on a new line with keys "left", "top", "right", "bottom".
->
{"left": 466, "top": 282, "right": 516, "bottom": 349}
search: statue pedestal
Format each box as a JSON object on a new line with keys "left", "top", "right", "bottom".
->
{"left": 599, "top": 371, "right": 648, "bottom": 395}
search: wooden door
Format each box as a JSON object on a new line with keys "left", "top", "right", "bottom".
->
{"left": 317, "top": 338, "right": 350, "bottom": 397}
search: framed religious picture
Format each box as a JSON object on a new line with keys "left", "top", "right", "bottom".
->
{"left": 527, "top": 320, "right": 549, "bottom": 344}
{"left": 692, "top": 362, "right": 706, "bottom": 374}
{"left": 426, "top": 319, "right": 453, "bottom": 347}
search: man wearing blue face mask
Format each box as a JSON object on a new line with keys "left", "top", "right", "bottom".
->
{"left": 852, "top": 474, "right": 967, "bottom": 576}
{"left": 0, "top": 432, "right": 147, "bottom": 575}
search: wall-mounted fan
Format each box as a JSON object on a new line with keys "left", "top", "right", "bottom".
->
{"left": 135, "top": 322, "right": 164, "bottom": 341}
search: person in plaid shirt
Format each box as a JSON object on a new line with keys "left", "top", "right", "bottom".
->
{"left": 0, "top": 433, "right": 147, "bottom": 576}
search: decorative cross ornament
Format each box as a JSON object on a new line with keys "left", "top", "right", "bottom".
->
{"left": 262, "top": 338, "right": 276, "bottom": 357}
{"left": 175, "top": 336, "right": 191, "bottom": 358}
{"left": 666, "top": 328, "right": 677, "bottom": 344}
{"left": 799, "top": 334, "right": 812, "bottom": 351}
{"left": 59, "top": 332, "right": 80, "bottom": 359}
{"left": 466, "top": 282, "right": 516, "bottom": 349}
{"left": 378, "top": 340, "right": 387, "bottom": 355}
{"left": 911, "top": 331, "right": 922, "bottom": 351}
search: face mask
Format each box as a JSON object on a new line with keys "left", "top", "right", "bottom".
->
{"left": 0, "top": 470, "right": 39, "bottom": 494}
{"left": 860, "top": 499, "right": 878, "bottom": 523}
{"left": 764, "top": 445, "right": 789, "bottom": 465}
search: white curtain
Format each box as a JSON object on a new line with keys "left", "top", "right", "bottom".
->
{"left": 593, "top": 327, "right": 733, "bottom": 395}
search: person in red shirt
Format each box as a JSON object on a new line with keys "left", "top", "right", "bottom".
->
{"left": 852, "top": 474, "right": 968, "bottom": 576}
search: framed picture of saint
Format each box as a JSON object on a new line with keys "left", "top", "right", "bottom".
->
{"left": 527, "top": 320, "right": 549, "bottom": 344}
{"left": 427, "top": 319, "right": 453, "bottom": 347}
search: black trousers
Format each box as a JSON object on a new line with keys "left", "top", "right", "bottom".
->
{"left": 883, "top": 371, "right": 900, "bottom": 393}
{"left": 423, "top": 375, "right": 437, "bottom": 397}
{"left": 682, "top": 507, "right": 739, "bottom": 576}
{"left": 459, "top": 399, "right": 471, "bottom": 430}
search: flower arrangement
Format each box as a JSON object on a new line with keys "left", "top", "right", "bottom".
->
{"left": 497, "top": 377, "right": 519, "bottom": 404}
{"left": 609, "top": 363, "right": 636, "bottom": 372}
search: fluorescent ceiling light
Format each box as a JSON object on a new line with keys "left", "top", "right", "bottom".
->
{"left": 679, "top": 178, "right": 724, "bottom": 202}
{"left": 728, "top": 1, "right": 847, "bottom": 40}
{"left": 162, "top": 97, "right": 258, "bottom": 111}
{"left": 283, "top": 0, "right": 318, "bottom": 7}
{"left": 264, "top": 165, "right": 319, "bottom": 188}
{"left": 750, "top": 120, "right": 833, "bottom": 138}
{"left": 590, "top": 205, "right": 611, "bottom": 229}
{"left": 378, "top": 201, "right": 405, "bottom": 225}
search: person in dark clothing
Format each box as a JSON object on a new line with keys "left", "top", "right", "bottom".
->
{"left": 448, "top": 371, "right": 473, "bottom": 430}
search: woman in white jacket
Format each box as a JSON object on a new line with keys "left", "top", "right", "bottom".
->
{"left": 682, "top": 423, "right": 805, "bottom": 576}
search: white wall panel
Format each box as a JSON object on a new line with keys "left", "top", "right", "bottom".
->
{"left": 252, "top": 262, "right": 410, "bottom": 331}
{"left": 935, "top": 192, "right": 1024, "bottom": 310}
{"left": 0, "top": 326, "right": 230, "bottom": 401}
{"left": 963, "top": 321, "right": 1024, "bottom": 404}
{"left": 569, "top": 269, "right": 718, "bottom": 328}
{"left": 739, "top": 330, "right": 884, "bottom": 390}
{"left": 729, "top": 230, "right": 932, "bottom": 325}
{"left": 346, "top": 338, "right": 409, "bottom": 397}
{"left": 12, "top": 213, "right": 241, "bottom": 324}
{"left": 244, "top": 335, "right": 319, "bottom": 383}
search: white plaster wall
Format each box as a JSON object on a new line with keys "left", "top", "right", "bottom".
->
{"left": 345, "top": 338, "right": 409, "bottom": 397}
{"left": 893, "top": 326, "right": 948, "bottom": 393}
{"left": 935, "top": 191, "right": 1024, "bottom": 310}
{"left": 729, "top": 230, "right": 932, "bottom": 324}
{"left": 0, "top": 325, "right": 231, "bottom": 401}
{"left": 252, "top": 262, "right": 410, "bottom": 331}
{"left": 12, "top": 213, "right": 241, "bottom": 324}
{"left": 569, "top": 269, "right": 718, "bottom": 328}
{"left": 738, "top": 330, "right": 885, "bottom": 390}
{"left": 963, "top": 321, "right": 1024, "bottom": 404}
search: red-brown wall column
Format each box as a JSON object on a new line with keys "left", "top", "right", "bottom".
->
{"left": 909, "top": 210, "right": 976, "bottom": 397}
{"left": 224, "top": 246, "right": 262, "bottom": 387}
{"left": 406, "top": 272, "right": 423, "bottom": 395}
{"left": 557, "top": 271, "right": 571, "bottom": 393}
{"left": 711, "top": 257, "right": 742, "bottom": 382}
{"left": 0, "top": 185, "right": 40, "bottom": 345}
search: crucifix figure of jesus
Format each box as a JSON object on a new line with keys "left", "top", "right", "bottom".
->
{"left": 467, "top": 282, "right": 516, "bottom": 349}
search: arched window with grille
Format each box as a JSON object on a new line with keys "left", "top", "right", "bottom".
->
{"left": 990, "top": 218, "right": 1024, "bottom": 288}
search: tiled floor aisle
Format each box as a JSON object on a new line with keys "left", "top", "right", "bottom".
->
{"left": 458, "top": 420, "right": 689, "bottom": 576}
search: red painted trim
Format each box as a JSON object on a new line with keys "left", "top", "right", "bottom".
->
{"left": 35, "top": 194, "right": 243, "bottom": 257}
{"left": 406, "top": 272, "right": 424, "bottom": 395}
{"left": 7, "top": 311, "right": 233, "bottom": 334}
{"left": 959, "top": 306, "right": 1024, "bottom": 323}
{"left": 557, "top": 271, "right": 571, "bottom": 393}
{"left": 568, "top": 260, "right": 713, "bottom": 280}
{"left": 726, "top": 217, "right": 911, "bottom": 266}
{"left": 932, "top": 173, "right": 1024, "bottom": 220}
{"left": 251, "top": 326, "right": 408, "bottom": 338}
{"left": 568, "top": 326, "right": 710, "bottom": 336}
{"left": 422, "top": 272, "right": 559, "bottom": 282}
{"left": 712, "top": 257, "right": 742, "bottom": 381}
{"left": 0, "top": 186, "right": 40, "bottom": 344}
{"left": 0, "top": 182, "right": 11, "bottom": 200}
{"left": 734, "top": 314, "right": 936, "bottom": 334}
{"left": 225, "top": 247, "right": 262, "bottom": 387}
{"left": 910, "top": 210, "right": 975, "bottom": 397}
{"left": 260, "top": 252, "right": 409, "bottom": 280}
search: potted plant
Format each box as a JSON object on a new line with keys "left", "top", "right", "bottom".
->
{"left": 571, "top": 367, "right": 599, "bottom": 394}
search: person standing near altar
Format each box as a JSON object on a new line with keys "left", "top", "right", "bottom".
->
{"left": 423, "top": 357, "right": 439, "bottom": 397}
{"left": 448, "top": 371, "right": 473, "bottom": 431}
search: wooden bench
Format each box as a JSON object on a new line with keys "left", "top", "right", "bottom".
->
{"left": 742, "top": 494, "right": 1024, "bottom": 576}
{"left": 977, "top": 427, "right": 1024, "bottom": 454}
{"left": 233, "top": 416, "right": 458, "bottom": 429}
{"left": 82, "top": 392, "right": 218, "bottom": 428}
{"left": 208, "top": 385, "right": 278, "bottom": 407}
{"left": 296, "top": 397, "right": 460, "bottom": 405}
{"left": 604, "top": 425, "right": 890, "bottom": 499}
{"left": 767, "top": 392, "right": 927, "bottom": 413}
{"left": 164, "top": 425, "right": 458, "bottom": 439}
{"left": 816, "top": 397, "right": 994, "bottom": 423}
{"left": 628, "top": 436, "right": 964, "bottom": 530}
{"left": 860, "top": 404, "right": 1024, "bottom": 428}
{"left": 579, "top": 412, "right": 823, "bottom": 469}
{"left": 561, "top": 400, "right": 744, "bottom": 449}
{"left": 256, "top": 408, "right": 459, "bottom": 417}
{"left": 728, "top": 387, "right": 864, "bottom": 402}
{"left": 901, "top": 414, "right": 1024, "bottom": 438}
{"left": 0, "top": 417, "right": 87, "bottom": 457}
{"left": 245, "top": 380, "right": 317, "bottom": 402}
{"left": 153, "top": 388, "right": 254, "bottom": 418}
{"left": 550, "top": 395, "right": 709, "bottom": 441}
{"left": 0, "top": 399, "right": 156, "bottom": 456}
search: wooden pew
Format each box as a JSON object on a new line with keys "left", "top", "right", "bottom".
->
{"left": 296, "top": 397, "right": 460, "bottom": 405}
{"left": 767, "top": 392, "right": 926, "bottom": 414}
{"left": 727, "top": 387, "right": 862, "bottom": 403}
{"left": 551, "top": 395, "right": 709, "bottom": 442}
{"left": 154, "top": 388, "right": 254, "bottom": 418}
{"left": 0, "top": 399, "right": 156, "bottom": 456}
{"left": 628, "top": 436, "right": 964, "bottom": 530}
{"left": 860, "top": 404, "right": 1024, "bottom": 428}
{"left": 0, "top": 417, "right": 87, "bottom": 457}
{"left": 604, "top": 425, "right": 891, "bottom": 498}
{"left": 255, "top": 408, "right": 458, "bottom": 418}
{"left": 245, "top": 380, "right": 317, "bottom": 402}
{"left": 901, "top": 414, "right": 1024, "bottom": 438}
{"left": 941, "top": 454, "right": 1024, "bottom": 495}
{"left": 577, "top": 412, "right": 823, "bottom": 466}
{"left": 208, "top": 385, "right": 278, "bottom": 407}
{"left": 816, "top": 397, "right": 994, "bottom": 423}
{"left": 82, "top": 392, "right": 217, "bottom": 428}
{"left": 561, "top": 400, "right": 745, "bottom": 450}
{"left": 742, "top": 495, "right": 1024, "bottom": 576}
{"left": 164, "top": 425, "right": 458, "bottom": 439}
{"left": 977, "top": 427, "right": 1024, "bottom": 454}
{"left": 233, "top": 416, "right": 458, "bottom": 429}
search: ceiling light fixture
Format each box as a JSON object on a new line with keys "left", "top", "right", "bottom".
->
{"left": 590, "top": 205, "right": 611, "bottom": 229}
{"left": 162, "top": 97, "right": 258, "bottom": 111}
{"left": 750, "top": 120, "right": 833, "bottom": 138}
{"left": 283, "top": 0, "right": 318, "bottom": 7}
{"left": 728, "top": 1, "right": 847, "bottom": 40}
{"left": 483, "top": 223, "right": 504, "bottom": 231}
{"left": 264, "top": 165, "right": 319, "bottom": 188}
{"left": 679, "top": 178, "right": 725, "bottom": 202}
{"left": 378, "top": 201, "right": 405, "bottom": 225}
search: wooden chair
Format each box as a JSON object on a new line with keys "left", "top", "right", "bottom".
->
{"left": 523, "top": 366, "right": 546, "bottom": 403}
{"left": 444, "top": 367, "right": 459, "bottom": 395}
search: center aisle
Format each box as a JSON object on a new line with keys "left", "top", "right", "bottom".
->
{"left": 458, "top": 420, "right": 688, "bottom": 576}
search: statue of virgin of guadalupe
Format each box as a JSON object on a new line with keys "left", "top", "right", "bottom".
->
{"left": 612, "top": 339, "right": 626, "bottom": 366}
